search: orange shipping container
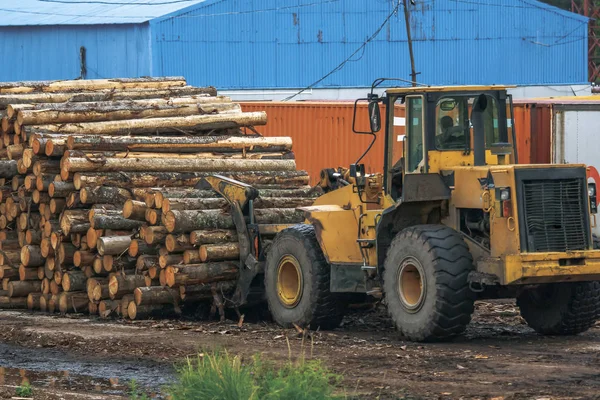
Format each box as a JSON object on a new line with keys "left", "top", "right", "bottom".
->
{"left": 241, "top": 101, "right": 550, "bottom": 184}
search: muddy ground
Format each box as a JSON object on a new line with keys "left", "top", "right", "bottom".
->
{"left": 0, "top": 300, "right": 597, "bottom": 399}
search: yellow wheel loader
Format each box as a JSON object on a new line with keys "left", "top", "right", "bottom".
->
{"left": 209, "top": 84, "right": 600, "bottom": 342}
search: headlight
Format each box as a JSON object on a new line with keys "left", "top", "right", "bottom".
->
{"left": 589, "top": 183, "right": 596, "bottom": 197}
{"left": 500, "top": 188, "right": 511, "bottom": 201}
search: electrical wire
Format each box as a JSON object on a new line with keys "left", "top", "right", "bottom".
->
{"left": 282, "top": 0, "right": 403, "bottom": 101}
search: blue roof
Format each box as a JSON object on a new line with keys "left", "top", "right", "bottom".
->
{"left": 0, "top": 0, "right": 207, "bottom": 26}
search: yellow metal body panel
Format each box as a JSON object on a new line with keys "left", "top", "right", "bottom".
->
{"left": 480, "top": 251, "right": 600, "bottom": 284}
{"left": 386, "top": 85, "right": 515, "bottom": 95}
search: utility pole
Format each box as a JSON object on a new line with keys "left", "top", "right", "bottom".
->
{"left": 403, "top": 0, "right": 418, "bottom": 86}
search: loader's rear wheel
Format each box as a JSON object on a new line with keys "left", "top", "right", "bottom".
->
{"left": 265, "top": 225, "right": 345, "bottom": 330}
{"left": 383, "top": 225, "right": 476, "bottom": 342}
{"left": 517, "top": 282, "right": 600, "bottom": 335}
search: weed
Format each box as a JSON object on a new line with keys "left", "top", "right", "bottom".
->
{"left": 167, "top": 348, "right": 342, "bottom": 400}
{"left": 128, "top": 379, "right": 150, "bottom": 400}
{"left": 15, "top": 382, "right": 33, "bottom": 397}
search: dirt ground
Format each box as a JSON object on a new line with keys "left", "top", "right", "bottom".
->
{"left": 0, "top": 300, "right": 598, "bottom": 399}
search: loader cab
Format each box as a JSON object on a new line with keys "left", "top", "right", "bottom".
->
{"left": 377, "top": 86, "right": 517, "bottom": 199}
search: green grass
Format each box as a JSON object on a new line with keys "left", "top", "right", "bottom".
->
{"left": 166, "top": 347, "right": 342, "bottom": 400}
{"left": 15, "top": 382, "right": 33, "bottom": 397}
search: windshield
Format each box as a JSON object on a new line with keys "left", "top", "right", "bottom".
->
{"left": 435, "top": 95, "right": 502, "bottom": 151}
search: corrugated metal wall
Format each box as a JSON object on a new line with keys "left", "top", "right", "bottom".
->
{"left": 151, "top": 0, "right": 589, "bottom": 89}
{"left": 0, "top": 24, "right": 151, "bottom": 81}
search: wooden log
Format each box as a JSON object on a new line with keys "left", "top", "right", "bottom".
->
{"left": 164, "top": 210, "right": 234, "bottom": 233}
{"left": 80, "top": 186, "right": 132, "bottom": 205}
{"left": 59, "top": 210, "right": 89, "bottom": 235}
{"left": 37, "top": 266, "right": 45, "bottom": 280}
{"left": 0, "top": 76, "right": 187, "bottom": 94}
{"left": 102, "top": 255, "right": 136, "bottom": 272}
{"left": 33, "top": 159, "right": 61, "bottom": 176}
{"left": 49, "top": 198, "right": 66, "bottom": 215}
{"left": 57, "top": 292, "right": 89, "bottom": 314}
{"left": 145, "top": 209, "right": 161, "bottom": 225}
{"left": 38, "top": 293, "right": 51, "bottom": 311}
{"left": 44, "top": 259, "right": 54, "bottom": 280}
{"left": 6, "top": 144, "right": 23, "bottom": 160}
{"left": 90, "top": 214, "right": 142, "bottom": 231}
{"left": 89, "top": 301, "right": 99, "bottom": 315}
{"left": 0, "top": 250, "right": 20, "bottom": 267}
{"left": 128, "top": 240, "right": 157, "bottom": 257}
{"left": 54, "top": 269, "right": 63, "bottom": 285}
{"left": 22, "top": 102, "right": 240, "bottom": 125}
{"left": 62, "top": 272, "right": 87, "bottom": 292}
{"left": 0, "top": 160, "right": 18, "bottom": 178}
{"left": 0, "top": 296, "right": 28, "bottom": 309}
{"left": 108, "top": 275, "right": 147, "bottom": 299}
{"left": 179, "top": 281, "right": 235, "bottom": 301}
{"left": 0, "top": 86, "right": 217, "bottom": 107}
{"left": 50, "top": 232, "right": 66, "bottom": 250}
{"left": 98, "top": 299, "right": 120, "bottom": 318}
{"left": 122, "top": 200, "right": 147, "bottom": 221}
{"left": 165, "top": 263, "right": 238, "bottom": 287}
{"left": 159, "top": 254, "right": 184, "bottom": 269}
{"left": 35, "top": 174, "right": 53, "bottom": 192}
{"left": 18, "top": 264, "right": 39, "bottom": 281}
{"left": 43, "top": 219, "right": 59, "bottom": 237}
{"left": 29, "top": 111, "right": 266, "bottom": 136}
{"left": 143, "top": 226, "right": 168, "bottom": 245}
{"left": 73, "top": 250, "right": 95, "bottom": 268}
{"left": 48, "top": 182, "right": 74, "bottom": 198}
{"left": 67, "top": 135, "right": 291, "bottom": 152}
{"left": 199, "top": 243, "right": 240, "bottom": 262}
{"left": 73, "top": 170, "right": 309, "bottom": 190}
{"left": 61, "top": 157, "right": 295, "bottom": 175}
{"left": 50, "top": 280, "right": 62, "bottom": 296}
{"left": 97, "top": 236, "right": 132, "bottom": 256}
{"left": 58, "top": 243, "right": 76, "bottom": 265}
{"left": 133, "top": 286, "right": 178, "bottom": 306}
{"left": 135, "top": 255, "right": 158, "bottom": 271}
{"left": 0, "top": 266, "right": 17, "bottom": 279}
{"left": 0, "top": 239, "right": 21, "bottom": 251}
{"left": 40, "top": 238, "right": 55, "bottom": 258}
{"left": 92, "top": 257, "right": 104, "bottom": 275}
{"left": 165, "top": 234, "right": 194, "bottom": 253}
{"left": 20, "top": 245, "right": 44, "bottom": 267}
{"left": 8, "top": 280, "right": 40, "bottom": 297}
{"left": 128, "top": 303, "right": 178, "bottom": 320}
{"left": 183, "top": 250, "right": 202, "bottom": 265}
{"left": 161, "top": 198, "right": 225, "bottom": 213}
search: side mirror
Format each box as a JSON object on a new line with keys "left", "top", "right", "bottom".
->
{"left": 368, "top": 101, "right": 381, "bottom": 133}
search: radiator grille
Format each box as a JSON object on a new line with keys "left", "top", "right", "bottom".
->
{"left": 522, "top": 178, "right": 588, "bottom": 252}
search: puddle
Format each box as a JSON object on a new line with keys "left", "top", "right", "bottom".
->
{"left": 0, "top": 342, "right": 174, "bottom": 397}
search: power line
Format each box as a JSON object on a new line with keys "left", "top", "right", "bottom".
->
{"left": 283, "top": 0, "right": 404, "bottom": 101}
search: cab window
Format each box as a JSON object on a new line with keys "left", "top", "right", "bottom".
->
{"left": 406, "top": 97, "right": 424, "bottom": 173}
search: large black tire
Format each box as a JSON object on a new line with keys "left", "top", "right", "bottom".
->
{"left": 264, "top": 225, "right": 344, "bottom": 330}
{"left": 517, "top": 282, "right": 600, "bottom": 335}
{"left": 593, "top": 234, "right": 599, "bottom": 250}
{"left": 382, "top": 225, "right": 476, "bottom": 342}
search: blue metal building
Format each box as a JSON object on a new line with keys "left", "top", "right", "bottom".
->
{"left": 0, "top": 0, "right": 589, "bottom": 88}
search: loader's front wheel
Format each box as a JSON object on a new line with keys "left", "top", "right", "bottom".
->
{"left": 265, "top": 225, "right": 345, "bottom": 330}
{"left": 517, "top": 282, "right": 600, "bottom": 335}
{"left": 383, "top": 225, "right": 476, "bottom": 342}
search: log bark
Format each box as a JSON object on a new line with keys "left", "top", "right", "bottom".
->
{"left": 80, "top": 186, "right": 132, "bottom": 205}
{"left": 0, "top": 77, "right": 187, "bottom": 94}
{"left": 122, "top": 200, "right": 147, "bottom": 221}
{"left": 128, "top": 240, "right": 158, "bottom": 257}
{"left": 35, "top": 174, "right": 53, "bottom": 192}
{"left": 134, "top": 286, "right": 178, "bottom": 306}
{"left": 97, "top": 236, "right": 132, "bottom": 256}
{"left": 19, "top": 102, "right": 240, "bottom": 125}
{"left": 102, "top": 255, "right": 137, "bottom": 272}
{"left": 62, "top": 271, "right": 87, "bottom": 292}
{"left": 108, "top": 275, "right": 148, "bottom": 299}
{"left": 98, "top": 299, "right": 120, "bottom": 318}
{"left": 60, "top": 210, "right": 90, "bottom": 235}
{"left": 0, "top": 266, "right": 17, "bottom": 279}
{"left": 143, "top": 226, "right": 168, "bottom": 245}
{"left": 73, "top": 251, "right": 95, "bottom": 267}
{"left": 18, "top": 265, "right": 39, "bottom": 281}
{"left": 128, "top": 303, "right": 178, "bottom": 320}
{"left": 164, "top": 210, "right": 235, "bottom": 233}
{"left": 61, "top": 157, "right": 295, "bottom": 174}
{"left": 33, "top": 159, "right": 61, "bottom": 176}
{"left": 49, "top": 198, "right": 66, "bottom": 215}
{"left": 165, "top": 234, "right": 194, "bottom": 253}
{"left": 0, "top": 296, "right": 28, "bottom": 309}
{"left": 48, "top": 182, "right": 75, "bottom": 198}
{"left": 161, "top": 198, "right": 225, "bottom": 213}
{"left": 0, "top": 160, "right": 18, "bottom": 178}
{"left": 57, "top": 292, "right": 89, "bottom": 314}
{"left": 0, "top": 250, "right": 20, "bottom": 266}
{"left": 8, "top": 280, "right": 40, "bottom": 297}
{"left": 136, "top": 255, "right": 159, "bottom": 271}
{"left": 199, "top": 243, "right": 240, "bottom": 262}
{"left": 183, "top": 250, "right": 202, "bottom": 264}
{"left": 21, "top": 245, "right": 44, "bottom": 267}
{"left": 58, "top": 243, "right": 76, "bottom": 265}
{"left": 90, "top": 214, "right": 143, "bottom": 230}
{"left": 165, "top": 263, "right": 238, "bottom": 287}
{"left": 73, "top": 170, "right": 308, "bottom": 190}
{"left": 179, "top": 281, "right": 235, "bottom": 302}
{"left": 159, "top": 254, "right": 184, "bottom": 269}
{"left": 6, "top": 144, "right": 23, "bottom": 160}
{"left": 0, "top": 239, "right": 21, "bottom": 251}
{"left": 28, "top": 111, "right": 267, "bottom": 135}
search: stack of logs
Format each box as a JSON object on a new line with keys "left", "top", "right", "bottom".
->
{"left": 0, "top": 77, "right": 315, "bottom": 320}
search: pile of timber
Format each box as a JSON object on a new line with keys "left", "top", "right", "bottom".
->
{"left": 0, "top": 76, "right": 315, "bottom": 320}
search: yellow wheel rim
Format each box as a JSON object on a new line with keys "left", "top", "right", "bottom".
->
{"left": 277, "top": 255, "right": 303, "bottom": 308}
{"left": 398, "top": 257, "right": 425, "bottom": 312}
